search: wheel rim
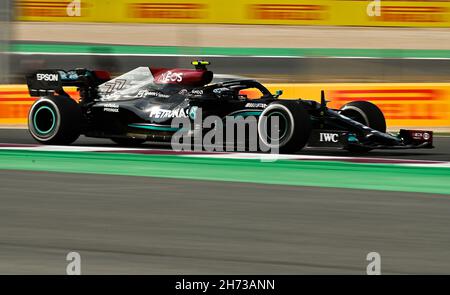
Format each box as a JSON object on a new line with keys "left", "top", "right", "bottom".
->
{"left": 33, "top": 106, "right": 56, "bottom": 135}
{"left": 258, "top": 104, "right": 295, "bottom": 148}
{"left": 266, "top": 111, "right": 288, "bottom": 142}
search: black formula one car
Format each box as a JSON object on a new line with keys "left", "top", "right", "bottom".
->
{"left": 26, "top": 61, "right": 433, "bottom": 153}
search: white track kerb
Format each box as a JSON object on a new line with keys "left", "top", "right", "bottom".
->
{"left": 0, "top": 143, "right": 449, "bottom": 167}
{"left": 170, "top": 108, "right": 280, "bottom": 161}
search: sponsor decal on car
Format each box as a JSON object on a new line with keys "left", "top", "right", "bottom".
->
{"left": 213, "top": 87, "right": 230, "bottom": 94}
{"left": 36, "top": 73, "right": 58, "bottom": 82}
{"left": 58, "top": 71, "right": 79, "bottom": 80}
{"left": 103, "top": 103, "right": 119, "bottom": 113}
{"left": 157, "top": 71, "right": 184, "bottom": 83}
{"left": 411, "top": 131, "right": 431, "bottom": 140}
{"left": 178, "top": 89, "right": 189, "bottom": 95}
{"left": 245, "top": 103, "right": 267, "bottom": 108}
{"left": 307, "top": 130, "right": 345, "bottom": 148}
{"left": 188, "top": 106, "right": 199, "bottom": 120}
{"left": 191, "top": 89, "right": 204, "bottom": 95}
{"left": 136, "top": 90, "right": 170, "bottom": 98}
{"left": 150, "top": 108, "right": 188, "bottom": 119}
{"left": 319, "top": 132, "right": 339, "bottom": 143}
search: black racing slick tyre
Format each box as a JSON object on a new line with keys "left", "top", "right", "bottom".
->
{"left": 28, "top": 95, "right": 81, "bottom": 145}
{"left": 258, "top": 100, "right": 312, "bottom": 153}
{"left": 340, "top": 101, "right": 386, "bottom": 133}
{"left": 111, "top": 138, "right": 146, "bottom": 146}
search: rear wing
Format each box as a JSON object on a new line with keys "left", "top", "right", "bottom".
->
{"left": 26, "top": 69, "right": 111, "bottom": 97}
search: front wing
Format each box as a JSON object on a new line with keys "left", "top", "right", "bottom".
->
{"left": 306, "top": 129, "right": 434, "bottom": 150}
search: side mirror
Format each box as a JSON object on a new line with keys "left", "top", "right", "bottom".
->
{"left": 274, "top": 89, "right": 283, "bottom": 98}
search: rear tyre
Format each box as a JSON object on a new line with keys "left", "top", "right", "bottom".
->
{"left": 258, "top": 100, "right": 312, "bottom": 153}
{"left": 340, "top": 101, "right": 386, "bottom": 132}
{"left": 111, "top": 138, "right": 146, "bottom": 146}
{"left": 28, "top": 95, "right": 81, "bottom": 145}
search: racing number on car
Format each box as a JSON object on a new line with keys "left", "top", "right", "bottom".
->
{"left": 103, "top": 79, "right": 126, "bottom": 94}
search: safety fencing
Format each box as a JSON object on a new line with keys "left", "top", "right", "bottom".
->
{"left": 15, "top": 0, "right": 450, "bottom": 27}
{"left": 1, "top": 83, "right": 449, "bottom": 129}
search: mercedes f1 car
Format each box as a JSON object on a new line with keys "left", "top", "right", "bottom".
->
{"left": 26, "top": 61, "right": 434, "bottom": 153}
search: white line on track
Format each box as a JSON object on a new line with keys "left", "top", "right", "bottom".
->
{"left": 401, "top": 163, "right": 450, "bottom": 168}
{"left": 182, "top": 152, "right": 450, "bottom": 165}
{"left": 0, "top": 145, "right": 141, "bottom": 152}
{"left": 0, "top": 143, "right": 449, "bottom": 167}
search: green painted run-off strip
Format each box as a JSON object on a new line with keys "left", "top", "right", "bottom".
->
{"left": 9, "top": 43, "right": 450, "bottom": 59}
{"left": 0, "top": 150, "right": 449, "bottom": 195}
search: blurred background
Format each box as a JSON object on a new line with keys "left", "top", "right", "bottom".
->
{"left": 0, "top": 0, "right": 449, "bottom": 129}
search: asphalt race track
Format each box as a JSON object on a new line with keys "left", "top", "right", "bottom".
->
{"left": 1, "top": 170, "right": 450, "bottom": 274}
{"left": 1, "top": 129, "right": 449, "bottom": 161}
{"left": 0, "top": 129, "right": 449, "bottom": 274}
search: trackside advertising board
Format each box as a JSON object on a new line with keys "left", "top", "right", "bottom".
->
{"left": 265, "top": 84, "right": 450, "bottom": 129}
{"left": 15, "top": 0, "right": 450, "bottom": 27}
{"left": 0, "top": 85, "right": 79, "bottom": 125}
{"left": 1, "top": 84, "right": 449, "bottom": 128}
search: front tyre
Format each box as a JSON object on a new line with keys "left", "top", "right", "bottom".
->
{"left": 340, "top": 101, "right": 386, "bottom": 132}
{"left": 28, "top": 95, "right": 81, "bottom": 145}
{"left": 258, "top": 100, "right": 312, "bottom": 153}
{"left": 340, "top": 101, "right": 386, "bottom": 153}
